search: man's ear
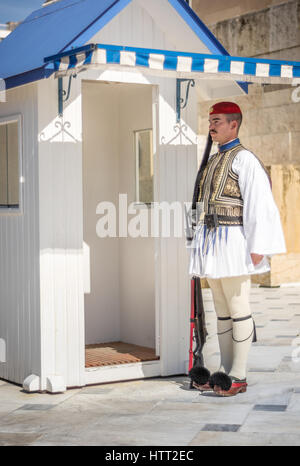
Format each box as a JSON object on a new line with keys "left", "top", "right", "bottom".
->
{"left": 230, "top": 120, "right": 238, "bottom": 131}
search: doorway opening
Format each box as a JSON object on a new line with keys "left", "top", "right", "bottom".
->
{"left": 82, "top": 80, "right": 159, "bottom": 373}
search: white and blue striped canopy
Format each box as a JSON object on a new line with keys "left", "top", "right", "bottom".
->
{"left": 44, "top": 43, "right": 300, "bottom": 85}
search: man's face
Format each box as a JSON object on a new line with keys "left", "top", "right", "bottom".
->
{"left": 209, "top": 113, "right": 237, "bottom": 145}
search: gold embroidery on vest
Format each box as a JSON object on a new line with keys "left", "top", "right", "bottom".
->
{"left": 197, "top": 145, "right": 244, "bottom": 225}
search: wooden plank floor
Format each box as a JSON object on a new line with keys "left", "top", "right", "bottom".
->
{"left": 85, "top": 341, "right": 160, "bottom": 368}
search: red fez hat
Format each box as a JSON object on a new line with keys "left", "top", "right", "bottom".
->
{"left": 209, "top": 102, "right": 242, "bottom": 115}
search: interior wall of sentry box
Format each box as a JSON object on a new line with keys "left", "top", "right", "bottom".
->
{"left": 82, "top": 80, "right": 156, "bottom": 349}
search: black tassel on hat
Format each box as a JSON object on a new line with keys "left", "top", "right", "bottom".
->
{"left": 208, "top": 371, "right": 232, "bottom": 391}
{"left": 188, "top": 366, "right": 210, "bottom": 385}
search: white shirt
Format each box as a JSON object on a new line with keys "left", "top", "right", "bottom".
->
{"left": 189, "top": 148, "right": 286, "bottom": 279}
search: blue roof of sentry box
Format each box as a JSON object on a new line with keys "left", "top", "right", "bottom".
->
{"left": 0, "top": 0, "right": 246, "bottom": 91}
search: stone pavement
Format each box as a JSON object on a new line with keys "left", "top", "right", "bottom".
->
{"left": 0, "top": 285, "right": 300, "bottom": 446}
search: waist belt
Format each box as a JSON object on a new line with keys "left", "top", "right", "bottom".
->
{"left": 204, "top": 213, "right": 243, "bottom": 229}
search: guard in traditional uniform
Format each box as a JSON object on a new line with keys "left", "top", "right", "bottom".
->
{"left": 189, "top": 102, "right": 286, "bottom": 396}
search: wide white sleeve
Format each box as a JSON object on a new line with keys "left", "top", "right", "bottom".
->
{"left": 232, "top": 150, "right": 286, "bottom": 256}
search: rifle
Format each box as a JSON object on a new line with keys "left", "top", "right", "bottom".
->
{"left": 187, "top": 133, "right": 212, "bottom": 389}
{"left": 188, "top": 276, "right": 208, "bottom": 388}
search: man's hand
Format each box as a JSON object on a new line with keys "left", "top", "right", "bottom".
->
{"left": 251, "top": 253, "right": 264, "bottom": 266}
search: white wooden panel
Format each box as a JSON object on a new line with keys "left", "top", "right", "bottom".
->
{"left": 157, "top": 79, "right": 198, "bottom": 376}
{"left": 87, "top": 0, "right": 171, "bottom": 50}
{"left": 178, "top": 87, "right": 199, "bottom": 373}
{"left": 38, "top": 76, "right": 85, "bottom": 390}
{"left": 137, "top": 0, "right": 212, "bottom": 54}
{"left": 63, "top": 97, "right": 85, "bottom": 386}
{"left": 0, "top": 83, "right": 41, "bottom": 386}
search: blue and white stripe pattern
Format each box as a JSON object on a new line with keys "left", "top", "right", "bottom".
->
{"left": 44, "top": 43, "right": 300, "bottom": 84}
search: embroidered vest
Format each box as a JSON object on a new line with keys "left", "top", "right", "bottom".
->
{"left": 197, "top": 144, "right": 269, "bottom": 227}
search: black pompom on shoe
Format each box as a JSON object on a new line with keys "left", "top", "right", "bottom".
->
{"left": 208, "top": 371, "right": 232, "bottom": 391}
{"left": 188, "top": 366, "right": 210, "bottom": 385}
